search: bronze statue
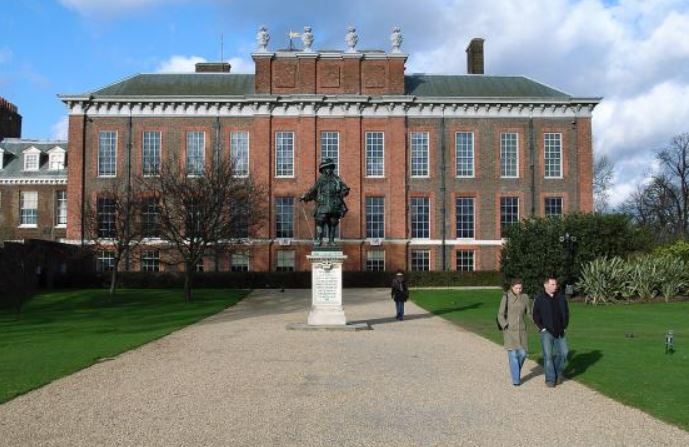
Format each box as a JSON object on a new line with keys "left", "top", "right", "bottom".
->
{"left": 300, "top": 158, "right": 350, "bottom": 247}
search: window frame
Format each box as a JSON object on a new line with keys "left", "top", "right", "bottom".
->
{"left": 410, "top": 131, "right": 429, "bottom": 178}
{"left": 230, "top": 130, "right": 250, "bottom": 178}
{"left": 186, "top": 131, "right": 205, "bottom": 177}
{"left": 98, "top": 131, "right": 117, "bottom": 177}
{"left": 141, "top": 250, "right": 160, "bottom": 272}
{"left": 275, "top": 131, "right": 295, "bottom": 178}
{"left": 411, "top": 250, "right": 430, "bottom": 271}
{"left": 410, "top": 196, "right": 430, "bottom": 239}
{"left": 142, "top": 130, "right": 161, "bottom": 177}
{"left": 365, "top": 250, "right": 385, "bottom": 272}
{"left": 456, "top": 250, "right": 475, "bottom": 271}
{"left": 320, "top": 131, "right": 340, "bottom": 175}
{"left": 544, "top": 132, "right": 563, "bottom": 179}
{"left": 276, "top": 250, "right": 295, "bottom": 272}
{"left": 365, "top": 131, "right": 385, "bottom": 177}
{"left": 500, "top": 132, "right": 519, "bottom": 178}
{"left": 275, "top": 197, "right": 294, "bottom": 239}
{"left": 19, "top": 191, "right": 38, "bottom": 227}
{"left": 499, "top": 196, "right": 520, "bottom": 238}
{"left": 544, "top": 196, "right": 564, "bottom": 217}
{"left": 455, "top": 131, "right": 475, "bottom": 178}
{"left": 55, "top": 191, "right": 67, "bottom": 227}
{"left": 455, "top": 196, "right": 475, "bottom": 239}
{"left": 365, "top": 196, "right": 385, "bottom": 239}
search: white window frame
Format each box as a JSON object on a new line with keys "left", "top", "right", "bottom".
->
{"left": 455, "top": 196, "right": 475, "bottom": 239}
{"left": 500, "top": 196, "right": 520, "bottom": 238}
{"left": 500, "top": 132, "right": 519, "bottom": 178}
{"left": 231, "top": 131, "right": 250, "bottom": 178}
{"left": 23, "top": 147, "right": 41, "bottom": 171}
{"left": 98, "top": 131, "right": 117, "bottom": 177}
{"left": 410, "top": 196, "right": 431, "bottom": 239}
{"left": 544, "top": 196, "right": 564, "bottom": 217}
{"left": 275, "top": 197, "right": 294, "bottom": 238}
{"left": 48, "top": 147, "right": 66, "bottom": 171}
{"left": 410, "top": 131, "right": 429, "bottom": 178}
{"left": 411, "top": 250, "right": 430, "bottom": 271}
{"left": 365, "top": 131, "right": 385, "bottom": 177}
{"left": 142, "top": 131, "right": 161, "bottom": 177}
{"left": 55, "top": 191, "right": 67, "bottom": 227}
{"left": 275, "top": 131, "right": 295, "bottom": 178}
{"left": 97, "top": 251, "right": 116, "bottom": 272}
{"left": 544, "top": 132, "right": 563, "bottom": 178}
{"left": 19, "top": 191, "right": 38, "bottom": 227}
{"left": 276, "top": 250, "right": 295, "bottom": 272}
{"left": 365, "top": 196, "right": 385, "bottom": 239}
{"left": 456, "top": 250, "right": 475, "bottom": 272}
{"left": 365, "top": 250, "right": 385, "bottom": 272}
{"left": 0, "top": 147, "right": 4, "bottom": 169}
{"left": 231, "top": 252, "right": 250, "bottom": 272}
{"left": 455, "top": 132, "right": 475, "bottom": 178}
{"left": 320, "top": 131, "right": 340, "bottom": 174}
{"left": 186, "top": 131, "right": 205, "bottom": 177}
{"left": 141, "top": 250, "right": 160, "bottom": 272}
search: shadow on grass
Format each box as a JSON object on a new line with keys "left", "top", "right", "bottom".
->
{"left": 429, "top": 302, "right": 483, "bottom": 315}
{"left": 565, "top": 349, "right": 603, "bottom": 378}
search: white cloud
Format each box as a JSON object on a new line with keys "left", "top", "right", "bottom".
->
{"left": 50, "top": 116, "right": 69, "bottom": 141}
{"left": 156, "top": 55, "right": 207, "bottom": 73}
{"left": 226, "top": 57, "right": 254, "bottom": 74}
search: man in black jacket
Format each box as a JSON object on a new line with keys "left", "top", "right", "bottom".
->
{"left": 532, "top": 276, "right": 569, "bottom": 387}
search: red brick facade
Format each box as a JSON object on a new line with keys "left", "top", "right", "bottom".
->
{"left": 61, "top": 48, "right": 598, "bottom": 272}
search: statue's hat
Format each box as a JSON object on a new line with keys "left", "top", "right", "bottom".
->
{"left": 319, "top": 158, "right": 336, "bottom": 172}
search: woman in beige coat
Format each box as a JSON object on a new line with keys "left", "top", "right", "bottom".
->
{"left": 497, "top": 278, "right": 531, "bottom": 386}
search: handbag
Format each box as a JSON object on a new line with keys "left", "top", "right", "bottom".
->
{"left": 496, "top": 293, "right": 508, "bottom": 330}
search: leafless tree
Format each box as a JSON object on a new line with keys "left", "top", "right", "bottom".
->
{"left": 142, "top": 155, "right": 265, "bottom": 302}
{"left": 85, "top": 180, "right": 146, "bottom": 297}
{"left": 593, "top": 155, "right": 615, "bottom": 213}
{"left": 620, "top": 132, "right": 689, "bottom": 242}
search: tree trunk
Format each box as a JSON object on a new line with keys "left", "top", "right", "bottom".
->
{"left": 109, "top": 267, "right": 118, "bottom": 297}
{"left": 184, "top": 268, "right": 193, "bottom": 302}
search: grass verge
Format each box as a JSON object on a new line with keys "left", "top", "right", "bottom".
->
{"left": 0, "top": 289, "right": 249, "bottom": 403}
{"left": 413, "top": 288, "right": 689, "bottom": 431}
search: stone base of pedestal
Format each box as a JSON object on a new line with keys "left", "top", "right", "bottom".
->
{"left": 287, "top": 322, "right": 372, "bottom": 331}
{"left": 307, "top": 305, "right": 346, "bottom": 326}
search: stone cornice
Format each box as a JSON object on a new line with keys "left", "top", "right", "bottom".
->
{"left": 63, "top": 96, "right": 600, "bottom": 119}
{"left": 0, "top": 178, "right": 67, "bottom": 185}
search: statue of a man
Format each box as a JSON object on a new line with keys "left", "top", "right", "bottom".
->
{"left": 300, "top": 158, "right": 350, "bottom": 247}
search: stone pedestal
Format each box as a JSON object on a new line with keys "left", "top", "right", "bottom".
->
{"left": 307, "top": 249, "right": 347, "bottom": 326}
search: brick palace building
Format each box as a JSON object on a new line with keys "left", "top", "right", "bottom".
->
{"left": 59, "top": 28, "right": 599, "bottom": 273}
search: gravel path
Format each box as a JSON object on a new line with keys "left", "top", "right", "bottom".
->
{"left": 1, "top": 288, "right": 687, "bottom": 446}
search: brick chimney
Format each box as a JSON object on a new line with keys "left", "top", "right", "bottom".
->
{"left": 466, "top": 38, "right": 485, "bottom": 75}
{"left": 195, "top": 62, "right": 231, "bottom": 73}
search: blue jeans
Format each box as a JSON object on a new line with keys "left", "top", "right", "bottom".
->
{"left": 395, "top": 301, "right": 405, "bottom": 320}
{"left": 539, "top": 330, "right": 569, "bottom": 384}
{"left": 507, "top": 349, "right": 527, "bottom": 385}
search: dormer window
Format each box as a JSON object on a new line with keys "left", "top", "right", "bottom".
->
{"left": 23, "top": 147, "right": 41, "bottom": 171}
{"left": 48, "top": 146, "right": 66, "bottom": 170}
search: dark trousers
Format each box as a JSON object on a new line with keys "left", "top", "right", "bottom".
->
{"left": 395, "top": 300, "right": 405, "bottom": 320}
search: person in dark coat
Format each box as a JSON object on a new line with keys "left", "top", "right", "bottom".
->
{"left": 532, "top": 276, "right": 570, "bottom": 387}
{"left": 391, "top": 270, "right": 409, "bottom": 320}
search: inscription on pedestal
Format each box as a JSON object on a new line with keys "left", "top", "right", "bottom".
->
{"left": 313, "top": 263, "right": 341, "bottom": 305}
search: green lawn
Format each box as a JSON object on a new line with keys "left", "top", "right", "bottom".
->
{"left": 413, "top": 289, "right": 689, "bottom": 431}
{"left": 0, "top": 289, "right": 248, "bottom": 404}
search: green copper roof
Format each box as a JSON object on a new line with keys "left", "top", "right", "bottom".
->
{"left": 405, "top": 75, "right": 570, "bottom": 98}
{"left": 92, "top": 73, "right": 256, "bottom": 96}
{"left": 82, "top": 73, "right": 571, "bottom": 99}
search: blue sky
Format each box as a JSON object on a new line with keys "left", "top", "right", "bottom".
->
{"left": 2, "top": 0, "right": 689, "bottom": 207}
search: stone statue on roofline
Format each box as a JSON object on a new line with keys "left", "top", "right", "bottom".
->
{"left": 302, "top": 26, "right": 314, "bottom": 52}
{"left": 300, "top": 158, "right": 350, "bottom": 247}
{"left": 345, "top": 26, "right": 358, "bottom": 53}
{"left": 256, "top": 26, "right": 270, "bottom": 52}
{"left": 391, "top": 27, "right": 403, "bottom": 53}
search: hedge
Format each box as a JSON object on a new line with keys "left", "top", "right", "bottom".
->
{"left": 52, "top": 270, "right": 503, "bottom": 290}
